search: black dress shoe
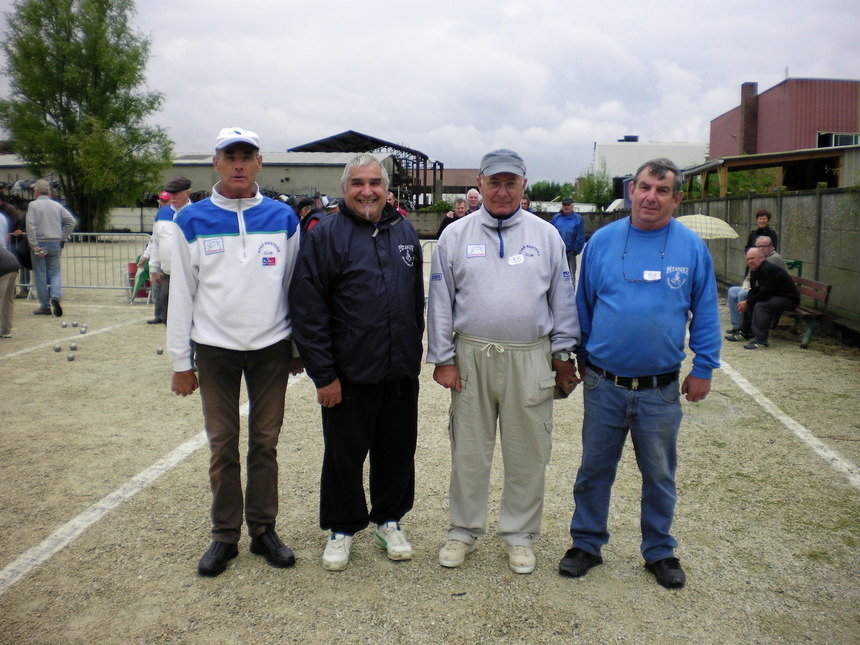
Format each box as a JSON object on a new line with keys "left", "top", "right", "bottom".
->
{"left": 250, "top": 529, "right": 296, "bottom": 568}
{"left": 146, "top": 318, "right": 163, "bottom": 325}
{"left": 197, "top": 540, "right": 238, "bottom": 577}
{"left": 50, "top": 297, "right": 63, "bottom": 317}
{"left": 645, "top": 557, "right": 686, "bottom": 588}
{"left": 558, "top": 547, "right": 603, "bottom": 578}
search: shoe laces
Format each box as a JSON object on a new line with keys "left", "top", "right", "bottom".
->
{"left": 379, "top": 522, "right": 408, "bottom": 547}
{"left": 327, "top": 533, "right": 350, "bottom": 553}
{"left": 509, "top": 544, "right": 532, "bottom": 557}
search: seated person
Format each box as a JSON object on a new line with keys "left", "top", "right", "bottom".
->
{"left": 726, "top": 236, "right": 787, "bottom": 333}
{"left": 726, "top": 246, "right": 799, "bottom": 349}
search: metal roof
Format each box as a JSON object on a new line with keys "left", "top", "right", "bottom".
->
{"left": 288, "top": 130, "right": 429, "bottom": 160}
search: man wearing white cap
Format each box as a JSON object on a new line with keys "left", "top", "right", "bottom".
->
{"left": 168, "top": 127, "right": 303, "bottom": 577}
{"left": 427, "top": 149, "right": 581, "bottom": 574}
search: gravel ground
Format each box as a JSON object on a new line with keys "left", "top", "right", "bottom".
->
{"left": 0, "top": 287, "right": 858, "bottom": 644}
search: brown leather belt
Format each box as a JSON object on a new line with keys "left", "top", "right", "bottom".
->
{"left": 587, "top": 362, "right": 679, "bottom": 390}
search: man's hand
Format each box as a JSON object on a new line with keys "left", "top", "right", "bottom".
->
{"left": 137, "top": 257, "right": 148, "bottom": 269}
{"left": 737, "top": 300, "right": 748, "bottom": 313}
{"left": 681, "top": 375, "right": 711, "bottom": 402}
{"left": 433, "top": 364, "right": 461, "bottom": 392}
{"left": 552, "top": 359, "right": 580, "bottom": 396}
{"left": 171, "top": 370, "right": 198, "bottom": 396}
{"left": 288, "top": 357, "right": 304, "bottom": 376}
{"left": 150, "top": 271, "right": 162, "bottom": 286}
{"left": 317, "top": 378, "right": 342, "bottom": 408}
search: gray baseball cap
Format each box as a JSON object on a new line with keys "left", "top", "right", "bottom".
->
{"left": 479, "top": 149, "right": 526, "bottom": 177}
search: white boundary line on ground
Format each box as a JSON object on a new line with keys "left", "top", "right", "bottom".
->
{"left": 721, "top": 359, "right": 860, "bottom": 490}
{"left": 0, "top": 373, "right": 307, "bottom": 597}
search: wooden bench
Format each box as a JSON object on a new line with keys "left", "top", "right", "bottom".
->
{"left": 775, "top": 276, "right": 832, "bottom": 349}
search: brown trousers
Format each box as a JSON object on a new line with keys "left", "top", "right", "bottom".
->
{"left": 195, "top": 338, "right": 292, "bottom": 543}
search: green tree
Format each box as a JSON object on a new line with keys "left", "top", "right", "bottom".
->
{"left": 0, "top": 0, "right": 173, "bottom": 230}
{"left": 527, "top": 180, "right": 576, "bottom": 202}
{"left": 574, "top": 160, "right": 613, "bottom": 211}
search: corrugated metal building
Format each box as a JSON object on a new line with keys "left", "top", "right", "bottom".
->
{"left": 710, "top": 78, "right": 860, "bottom": 159}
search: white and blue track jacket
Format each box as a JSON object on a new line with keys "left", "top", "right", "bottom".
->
{"left": 167, "top": 183, "right": 300, "bottom": 372}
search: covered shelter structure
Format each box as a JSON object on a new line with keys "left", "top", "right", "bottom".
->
{"left": 289, "top": 130, "right": 443, "bottom": 207}
{"left": 682, "top": 145, "right": 860, "bottom": 198}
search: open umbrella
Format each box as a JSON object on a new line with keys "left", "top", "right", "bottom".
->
{"left": 675, "top": 214, "right": 738, "bottom": 240}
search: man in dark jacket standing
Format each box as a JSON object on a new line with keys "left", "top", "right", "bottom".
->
{"left": 725, "top": 246, "right": 799, "bottom": 349}
{"left": 290, "top": 154, "right": 425, "bottom": 571}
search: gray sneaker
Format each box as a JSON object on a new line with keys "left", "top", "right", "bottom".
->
{"left": 439, "top": 539, "right": 476, "bottom": 568}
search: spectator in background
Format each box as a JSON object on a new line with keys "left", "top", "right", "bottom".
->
{"left": 466, "top": 188, "right": 481, "bottom": 213}
{"left": 520, "top": 196, "right": 531, "bottom": 212}
{"left": 550, "top": 198, "right": 585, "bottom": 286}
{"left": 436, "top": 197, "right": 468, "bottom": 238}
{"left": 296, "top": 197, "right": 323, "bottom": 234}
{"left": 726, "top": 236, "right": 787, "bottom": 334}
{"left": 138, "top": 190, "right": 172, "bottom": 321}
{"left": 725, "top": 246, "right": 799, "bottom": 350}
{"left": 387, "top": 192, "right": 408, "bottom": 217}
{"left": 142, "top": 177, "right": 192, "bottom": 325}
{"left": 0, "top": 195, "right": 27, "bottom": 299}
{"left": 746, "top": 208, "right": 778, "bottom": 251}
{"left": 26, "top": 179, "right": 76, "bottom": 317}
{"left": 0, "top": 208, "right": 18, "bottom": 338}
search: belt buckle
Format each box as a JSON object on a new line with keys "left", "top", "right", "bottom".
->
{"left": 631, "top": 377, "right": 639, "bottom": 390}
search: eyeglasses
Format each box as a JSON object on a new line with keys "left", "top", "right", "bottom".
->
{"left": 218, "top": 151, "right": 258, "bottom": 163}
{"left": 755, "top": 244, "right": 771, "bottom": 248}
{"left": 621, "top": 220, "right": 669, "bottom": 283}
{"left": 484, "top": 178, "right": 523, "bottom": 192}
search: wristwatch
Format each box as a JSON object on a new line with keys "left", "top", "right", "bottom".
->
{"left": 551, "top": 351, "right": 572, "bottom": 362}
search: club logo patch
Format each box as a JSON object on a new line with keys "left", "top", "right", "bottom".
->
{"left": 467, "top": 244, "right": 486, "bottom": 258}
{"left": 431, "top": 272, "right": 442, "bottom": 281}
{"left": 262, "top": 257, "right": 277, "bottom": 266}
{"left": 203, "top": 238, "right": 225, "bottom": 255}
{"left": 400, "top": 244, "right": 415, "bottom": 268}
{"left": 665, "top": 266, "right": 689, "bottom": 290}
{"left": 562, "top": 271, "right": 571, "bottom": 282}
{"left": 519, "top": 244, "right": 540, "bottom": 257}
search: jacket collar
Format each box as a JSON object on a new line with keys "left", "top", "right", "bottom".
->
{"left": 210, "top": 182, "right": 263, "bottom": 212}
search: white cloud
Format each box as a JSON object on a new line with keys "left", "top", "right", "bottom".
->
{"left": 1, "top": 0, "right": 857, "bottom": 181}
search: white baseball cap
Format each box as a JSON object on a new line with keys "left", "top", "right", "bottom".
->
{"left": 215, "top": 127, "right": 260, "bottom": 151}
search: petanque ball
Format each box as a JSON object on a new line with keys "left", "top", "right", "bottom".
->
{"left": 71, "top": 321, "right": 78, "bottom": 327}
{"left": 69, "top": 343, "right": 77, "bottom": 351}
{"left": 67, "top": 353, "right": 75, "bottom": 361}
{"left": 156, "top": 347, "right": 164, "bottom": 355}
{"left": 61, "top": 321, "right": 68, "bottom": 328}
{"left": 53, "top": 345, "right": 62, "bottom": 352}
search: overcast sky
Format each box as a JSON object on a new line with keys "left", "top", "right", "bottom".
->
{"left": 1, "top": 0, "right": 858, "bottom": 182}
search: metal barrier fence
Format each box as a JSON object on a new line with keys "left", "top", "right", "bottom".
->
{"left": 421, "top": 240, "right": 437, "bottom": 259}
{"left": 19, "top": 232, "right": 151, "bottom": 293}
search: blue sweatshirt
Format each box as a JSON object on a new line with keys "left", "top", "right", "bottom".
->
{"left": 550, "top": 211, "right": 585, "bottom": 257}
{"left": 575, "top": 216, "right": 720, "bottom": 379}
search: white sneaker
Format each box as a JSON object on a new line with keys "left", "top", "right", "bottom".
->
{"left": 322, "top": 533, "right": 353, "bottom": 571}
{"left": 374, "top": 521, "right": 413, "bottom": 561}
{"left": 439, "top": 539, "right": 476, "bottom": 568}
{"left": 506, "top": 543, "right": 535, "bottom": 574}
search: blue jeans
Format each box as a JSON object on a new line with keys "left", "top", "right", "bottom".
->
{"left": 569, "top": 369, "right": 683, "bottom": 563}
{"left": 31, "top": 241, "right": 63, "bottom": 308}
{"left": 727, "top": 286, "right": 749, "bottom": 329}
